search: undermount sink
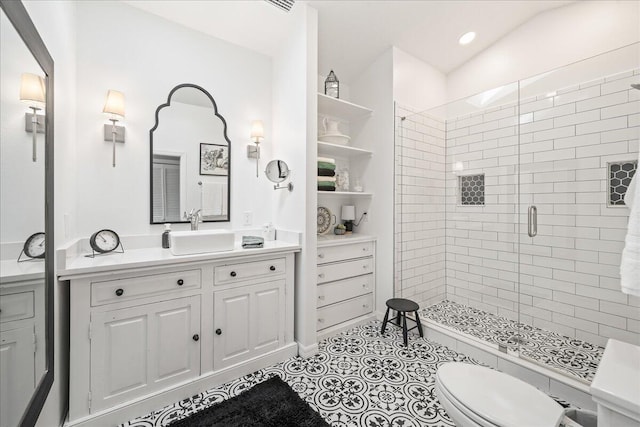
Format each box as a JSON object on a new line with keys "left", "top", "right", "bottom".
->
{"left": 169, "top": 230, "right": 235, "bottom": 255}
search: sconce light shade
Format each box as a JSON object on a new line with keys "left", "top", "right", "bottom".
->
{"left": 250, "top": 120, "right": 264, "bottom": 143}
{"left": 20, "top": 73, "right": 45, "bottom": 109}
{"left": 341, "top": 205, "right": 355, "bottom": 221}
{"left": 103, "top": 89, "right": 125, "bottom": 119}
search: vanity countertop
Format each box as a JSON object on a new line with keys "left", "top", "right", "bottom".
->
{"left": 0, "top": 259, "right": 45, "bottom": 284}
{"left": 58, "top": 239, "right": 301, "bottom": 280}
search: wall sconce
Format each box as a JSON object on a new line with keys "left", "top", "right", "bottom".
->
{"left": 20, "top": 73, "right": 45, "bottom": 162}
{"left": 103, "top": 90, "right": 125, "bottom": 167}
{"left": 248, "top": 120, "right": 264, "bottom": 177}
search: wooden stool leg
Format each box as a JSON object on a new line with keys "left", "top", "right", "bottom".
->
{"left": 381, "top": 307, "right": 390, "bottom": 334}
{"left": 415, "top": 311, "right": 424, "bottom": 337}
{"left": 402, "top": 313, "right": 408, "bottom": 346}
{"left": 394, "top": 310, "right": 402, "bottom": 327}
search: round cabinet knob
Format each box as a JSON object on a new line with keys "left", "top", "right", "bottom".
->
{"left": 318, "top": 273, "right": 325, "bottom": 278}
{"left": 177, "top": 279, "right": 184, "bottom": 286}
{"left": 318, "top": 318, "right": 325, "bottom": 323}
{"left": 215, "top": 328, "right": 222, "bottom": 335}
{"left": 363, "top": 304, "right": 369, "bottom": 309}
{"left": 192, "top": 334, "right": 199, "bottom": 341}
{"left": 362, "top": 283, "right": 368, "bottom": 288}
{"left": 269, "top": 265, "right": 276, "bottom": 271}
{"left": 318, "top": 253, "right": 325, "bottom": 258}
{"left": 363, "top": 265, "right": 368, "bottom": 269}
{"left": 115, "top": 288, "right": 124, "bottom": 296}
{"left": 230, "top": 271, "right": 237, "bottom": 277}
{"left": 362, "top": 247, "right": 368, "bottom": 251}
{"left": 318, "top": 295, "right": 325, "bottom": 300}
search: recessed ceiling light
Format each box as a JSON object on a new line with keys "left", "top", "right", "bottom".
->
{"left": 459, "top": 32, "right": 476, "bottom": 45}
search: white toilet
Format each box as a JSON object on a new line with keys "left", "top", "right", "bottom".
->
{"left": 436, "top": 339, "right": 640, "bottom": 427}
{"left": 435, "top": 362, "right": 566, "bottom": 427}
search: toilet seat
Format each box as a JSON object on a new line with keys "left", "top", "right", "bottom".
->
{"left": 436, "top": 362, "right": 566, "bottom": 427}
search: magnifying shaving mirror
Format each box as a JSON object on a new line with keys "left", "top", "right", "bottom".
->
{"left": 264, "top": 160, "right": 293, "bottom": 191}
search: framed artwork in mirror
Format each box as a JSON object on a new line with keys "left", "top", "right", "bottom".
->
{"left": 200, "top": 143, "right": 229, "bottom": 176}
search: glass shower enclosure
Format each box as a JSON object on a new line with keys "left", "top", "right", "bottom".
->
{"left": 395, "top": 43, "right": 639, "bottom": 384}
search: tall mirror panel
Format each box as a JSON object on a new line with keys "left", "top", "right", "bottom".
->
{"left": 0, "top": 1, "right": 54, "bottom": 425}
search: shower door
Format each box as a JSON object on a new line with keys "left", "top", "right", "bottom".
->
{"left": 517, "top": 44, "right": 640, "bottom": 382}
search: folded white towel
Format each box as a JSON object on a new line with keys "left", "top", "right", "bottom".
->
{"left": 317, "top": 176, "right": 336, "bottom": 182}
{"left": 621, "top": 154, "right": 640, "bottom": 296}
{"left": 317, "top": 156, "right": 335, "bottom": 164}
{"left": 201, "top": 182, "right": 225, "bottom": 217}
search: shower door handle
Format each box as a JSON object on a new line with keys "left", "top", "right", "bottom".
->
{"left": 528, "top": 205, "right": 537, "bottom": 237}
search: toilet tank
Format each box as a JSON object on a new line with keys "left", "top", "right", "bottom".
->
{"left": 590, "top": 339, "right": 640, "bottom": 427}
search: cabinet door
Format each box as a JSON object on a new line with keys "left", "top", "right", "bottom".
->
{"left": 213, "top": 280, "right": 285, "bottom": 369}
{"left": 0, "top": 326, "right": 35, "bottom": 427}
{"left": 90, "top": 296, "right": 200, "bottom": 412}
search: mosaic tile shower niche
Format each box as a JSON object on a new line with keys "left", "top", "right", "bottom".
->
{"left": 395, "top": 44, "right": 640, "bottom": 383}
{"left": 459, "top": 174, "right": 485, "bottom": 206}
{"left": 608, "top": 160, "right": 638, "bottom": 206}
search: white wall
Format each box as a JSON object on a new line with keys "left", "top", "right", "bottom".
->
{"left": 74, "top": 1, "right": 273, "bottom": 237}
{"left": 350, "top": 49, "right": 396, "bottom": 315}
{"left": 272, "top": 3, "right": 319, "bottom": 353}
{"left": 393, "top": 47, "right": 448, "bottom": 113}
{"left": 448, "top": 0, "right": 640, "bottom": 101}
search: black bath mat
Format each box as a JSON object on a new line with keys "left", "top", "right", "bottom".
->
{"left": 168, "top": 376, "right": 329, "bottom": 427}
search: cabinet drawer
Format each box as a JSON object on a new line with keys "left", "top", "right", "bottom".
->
{"left": 317, "top": 293, "right": 373, "bottom": 331}
{"left": 317, "top": 274, "right": 373, "bottom": 308}
{"left": 91, "top": 269, "right": 201, "bottom": 306}
{"left": 317, "top": 241, "right": 373, "bottom": 265}
{"left": 0, "top": 291, "right": 34, "bottom": 323}
{"left": 317, "top": 258, "right": 373, "bottom": 284}
{"left": 214, "top": 258, "right": 285, "bottom": 285}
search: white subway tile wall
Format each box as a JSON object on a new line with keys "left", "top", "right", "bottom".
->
{"left": 396, "top": 68, "right": 640, "bottom": 347}
{"left": 395, "top": 105, "right": 447, "bottom": 307}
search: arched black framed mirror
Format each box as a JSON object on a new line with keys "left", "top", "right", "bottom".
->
{"left": 0, "top": 1, "right": 54, "bottom": 426}
{"left": 150, "top": 84, "right": 231, "bottom": 224}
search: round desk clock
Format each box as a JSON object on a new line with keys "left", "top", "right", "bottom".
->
{"left": 89, "top": 229, "right": 121, "bottom": 254}
{"left": 23, "top": 232, "right": 46, "bottom": 259}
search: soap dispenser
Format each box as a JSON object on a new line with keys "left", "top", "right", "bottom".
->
{"left": 263, "top": 222, "right": 276, "bottom": 241}
{"left": 162, "top": 223, "right": 171, "bottom": 248}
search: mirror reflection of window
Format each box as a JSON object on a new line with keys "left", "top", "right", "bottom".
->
{"left": 152, "top": 154, "right": 181, "bottom": 222}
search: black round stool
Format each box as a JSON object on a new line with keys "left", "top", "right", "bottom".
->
{"left": 380, "top": 298, "right": 424, "bottom": 346}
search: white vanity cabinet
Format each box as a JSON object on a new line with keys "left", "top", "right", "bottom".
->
{"left": 61, "top": 246, "right": 298, "bottom": 427}
{"left": 0, "top": 277, "right": 45, "bottom": 427}
{"left": 316, "top": 236, "right": 376, "bottom": 339}
{"left": 89, "top": 295, "right": 201, "bottom": 413}
{"left": 213, "top": 280, "right": 285, "bottom": 369}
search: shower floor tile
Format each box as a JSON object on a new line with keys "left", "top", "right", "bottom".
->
{"left": 121, "top": 320, "right": 575, "bottom": 427}
{"left": 420, "top": 300, "right": 604, "bottom": 383}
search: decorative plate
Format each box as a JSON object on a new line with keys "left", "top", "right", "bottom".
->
{"left": 317, "top": 206, "right": 332, "bottom": 234}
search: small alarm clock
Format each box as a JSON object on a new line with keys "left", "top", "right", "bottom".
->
{"left": 89, "top": 229, "right": 121, "bottom": 254}
{"left": 23, "top": 232, "right": 46, "bottom": 259}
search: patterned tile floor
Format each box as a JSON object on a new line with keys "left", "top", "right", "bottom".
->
{"left": 123, "top": 320, "right": 573, "bottom": 427}
{"left": 421, "top": 300, "right": 605, "bottom": 383}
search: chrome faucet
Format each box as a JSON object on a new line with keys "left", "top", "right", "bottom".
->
{"left": 184, "top": 209, "right": 202, "bottom": 230}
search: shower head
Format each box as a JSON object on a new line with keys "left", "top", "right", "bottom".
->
{"left": 631, "top": 83, "right": 640, "bottom": 90}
